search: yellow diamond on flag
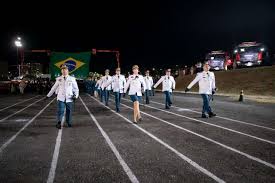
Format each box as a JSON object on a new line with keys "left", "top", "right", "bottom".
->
{"left": 54, "top": 57, "right": 85, "bottom": 73}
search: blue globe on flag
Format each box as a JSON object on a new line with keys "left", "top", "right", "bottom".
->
{"left": 64, "top": 60, "right": 77, "bottom": 72}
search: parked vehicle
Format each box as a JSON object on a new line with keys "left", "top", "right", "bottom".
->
{"left": 205, "top": 51, "right": 233, "bottom": 70}
{"left": 233, "top": 42, "right": 271, "bottom": 68}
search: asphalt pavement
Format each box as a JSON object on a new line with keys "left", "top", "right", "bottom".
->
{"left": 0, "top": 92, "right": 274, "bottom": 183}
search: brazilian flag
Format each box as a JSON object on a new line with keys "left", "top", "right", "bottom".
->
{"left": 50, "top": 52, "right": 91, "bottom": 80}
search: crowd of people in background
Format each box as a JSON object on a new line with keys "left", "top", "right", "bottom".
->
{"left": 8, "top": 77, "right": 53, "bottom": 95}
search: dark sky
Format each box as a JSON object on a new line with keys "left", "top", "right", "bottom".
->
{"left": 1, "top": 0, "right": 275, "bottom": 69}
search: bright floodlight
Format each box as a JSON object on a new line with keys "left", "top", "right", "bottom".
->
{"left": 240, "top": 48, "right": 245, "bottom": 52}
{"left": 260, "top": 48, "right": 264, "bottom": 51}
{"left": 15, "top": 40, "right": 22, "bottom": 47}
{"left": 17, "top": 37, "right": 21, "bottom": 40}
{"left": 234, "top": 49, "right": 238, "bottom": 53}
{"left": 211, "top": 57, "right": 214, "bottom": 60}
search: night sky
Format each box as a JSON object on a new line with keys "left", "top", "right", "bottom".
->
{"left": 1, "top": 0, "right": 275, "bottom": 70}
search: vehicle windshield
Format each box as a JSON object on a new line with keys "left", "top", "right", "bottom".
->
{"left": 238, "top": 46, "right": 261, "bottom": 52}
{"left": 208, "top": 54, "right": 225, "bottom": 59}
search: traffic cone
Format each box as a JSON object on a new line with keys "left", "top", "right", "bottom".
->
{"left": 239, "top": 90, "right": 244, "bottom": 102}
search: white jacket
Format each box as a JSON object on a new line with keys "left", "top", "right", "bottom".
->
{"left": 47, "top": 75, "right": 79, "bottom": 103}
{"left": 104, "top": 74, "right": 126, "bottom": 93}
{"left": 154, "top": 75, "right": 176, "bottom": 92}
{"left": 101, "top": 75, "right": 112, "bottom": 90}
{"left": 95, "top": 79, "right": 102, "bottom": 89}
{"left": 187, "top": 71, "right": 216, "bottom": 94}
{"left": 124, "top": 75, "right": 146, "bottom": 96}
{"left": 144, "top": 76, "right": 154, "bottom": 90}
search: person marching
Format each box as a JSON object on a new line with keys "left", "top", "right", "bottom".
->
{"left": 90, "top": 77, "right": 96, "bottom": 96}
{"left": 103, "top": 68, "right": 126, "bottom": 112}
{"left": 185, "top": 62, "right": 217, "bottom": 118}
{"left": 101, "top": 69, "right": 112, "bottom": 106}
{"left": 46, "top": 64, "right": 79, "bottom": 129}
{"left": 153, "top": 68, "right": 176, "bottom": 109}
{"left": 124, "top": 65, "right": 146, "bottom": 124}
{"left": 95, "top": 76, "right": 103, "bottom": 101}
{"left": 144, "top": 70, "right": 154, "bottom": 104}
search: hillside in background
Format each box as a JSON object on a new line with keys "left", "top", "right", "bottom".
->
{"left": 175, "top": 66, "right": 275, "bottom": 96}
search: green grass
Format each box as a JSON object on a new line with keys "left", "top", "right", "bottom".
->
{"left": 175, "top": 65, "right": 275, "bottom": 96}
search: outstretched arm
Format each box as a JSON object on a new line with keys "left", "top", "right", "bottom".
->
{"left": 153, "top": 77, "right": 164, "bottom": 88}
{"left": 47, "top": 80, "right": 59, "bottom": 97}
{"left": 171, "top": 77, "right": 176, "bottom": 90}
{"left": 104, "top": 77, "right": 114, "bottom": 88}
{"left": 212, "top": 73, "right": 216, "bottom": 90}
{"left": 72, "top": 78, "right": 79, "bottom": 98}
{"left": 187, "top": 74, "right": 201, "bottom": 89}
{"left": 124, "top": 77, "right": 131, "bottom": 93}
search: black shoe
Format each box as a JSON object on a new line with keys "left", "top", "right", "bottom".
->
{"left": 67, "top": 123, "right": 72, "bottom": 128}
{"left": 133, "top": 121, "right": 138, "bottom": 124}
{"left": 146, "top": 102, "right": 149, "bottom": 104}
{"left": 209, "top": 112, "right": 216, "bottom": 118}
{"left": 201, "top": 114, "right": 209, "bottom": 118}
{"left": 165, "top": 106, "right": 170, "bottom": 109}
{"left": 56, "top": 121, "right": 61, "bottom": 129}
{"left": 138, "top": 117, "right": 142, "bottom": 122}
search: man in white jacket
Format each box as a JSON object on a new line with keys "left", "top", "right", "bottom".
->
{"left": 103, "top": 68, "right": 126, "bottom": 112}
{"left": 185, "top": 62, "right": 217, "bottom": 118}
{"left": 144, "top": 70, "right": 154, "bottom": 104}
{"left": 153, "top": 69, "right": 176, "bottom": 109}
{"left": 101, "top": 69, "right": 112, "bottom": 106}
{"left": 95, "top": 76, "right": 103, "bottom": 100}
{"left": 46, "top": 64, "right": 79, "bottom": 129}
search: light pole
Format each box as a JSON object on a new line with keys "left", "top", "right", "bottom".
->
{"left": 14, "top": 37, "right": 23, "bottom": 77}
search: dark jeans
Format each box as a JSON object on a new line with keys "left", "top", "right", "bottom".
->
{"left": 164, "top": 91, "right": 172, "bottom": 108}
{"left": 58, "top": 100, "right": 73, "bottom": 125}
{"left": 90, "top": 86, "right": 95, "bottom": 96}
{"left": 201, "top": 94, "right": 212, "bottom": 114}
{"left": 114, "top": 92, "right": 122, "bottom": 111}
{"left": 103, "top": 89, "right": 110, "bottom": 105}
{"left": 98, "top": 89, "right": 103, "bottom": 102}
{"left": 152, "top": 88, "right": 155, "bottom": 96}
{"left": 145, "top": 90, "right": 151, "bottom": 104}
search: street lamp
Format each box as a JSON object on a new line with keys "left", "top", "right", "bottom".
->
{"left": 14, "top": 37, "right": 23, "bottom": 77}
{"left": 15, "top": 40, "right": 22, "bottom": 47}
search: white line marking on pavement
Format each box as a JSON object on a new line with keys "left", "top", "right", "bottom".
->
{"left": 0, "top": 98, "right": 56, "bottom": 154}
{"left": 151, "top": 100, "right": 275, "bottom": 131}
{"left": 0, "top": 97, "right": 45, "bottom": 123}
{"left": 122, "top": 98, "right": 275, "bottom": 145}
{"left": 176, "top": 108, "right": 192, "bottom": 112}
{"left": 80, "top": 96, "right": 139, "bottom": 183}
{"left": 47, "top": 116, "right": 65, "bottom": 183}
{"left": 117, "top": 100, "right": 275, "bottom": 170}
{"left": 89, "top": 95, "right": 225, "bottom": 183}
{"left": 0, "top": 95, "right": 40, "bottom": 112}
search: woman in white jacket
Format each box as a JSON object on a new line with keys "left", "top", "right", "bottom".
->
{"left": 124, "top": 65, "right": 146, "bottom": 124}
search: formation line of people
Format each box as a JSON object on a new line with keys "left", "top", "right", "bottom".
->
{"left": 46, "top": 62, "right": 217, "bottom": 129}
